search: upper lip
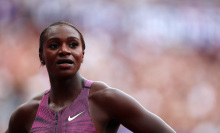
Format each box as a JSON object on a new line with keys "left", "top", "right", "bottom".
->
{"left": 56, "top": 58, "right": 74, "bottom": 64}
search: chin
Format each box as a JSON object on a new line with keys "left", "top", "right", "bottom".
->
{"left": 49, "top": 69, "right": 76, "bottom": 78}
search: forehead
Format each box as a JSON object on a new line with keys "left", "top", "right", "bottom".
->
{"left": 45, "top": 24, "right": 80, "bottom": 40}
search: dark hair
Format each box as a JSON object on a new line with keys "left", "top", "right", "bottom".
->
{"left": 39, "top": 21, "right": 85, "bottom": 64}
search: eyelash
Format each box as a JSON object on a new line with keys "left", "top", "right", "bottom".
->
{"left": 69, "top": 42, "right": 78, "bottom": 48}
{"left": 48, "top": 42, "right": 78, "bottom": 49}
{"left": 49, "top": 43, "right": 59, "bottom": 49}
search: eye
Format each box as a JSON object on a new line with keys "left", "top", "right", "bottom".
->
{"left": 49, "top": 43, "right": 59, "bottom": 49}
{"left": 69, "top": 42, "right": 78, "bottom": 48}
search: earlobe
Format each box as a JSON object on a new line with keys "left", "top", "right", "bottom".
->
{"left": 81, "top": 51, "right": 84, "bottom": 63}
{"left": 41, "top": 60, "right": 45, "bottom": 65}
{"left": 81, "top": 56, "right": 84, "bottom": 63}
{"left": 39, "top": 54, "right": 46, "bottom": 65}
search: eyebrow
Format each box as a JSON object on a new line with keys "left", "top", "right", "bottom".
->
{"left": 67, "top": 36, "right": 80, "bottom": 41}
{"left": 47, "top": 36, "right": 80, "bottom": 43}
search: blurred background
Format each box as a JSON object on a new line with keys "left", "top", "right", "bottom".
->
{"left": 0, "top": 0, "right": 220, "bottom": 132}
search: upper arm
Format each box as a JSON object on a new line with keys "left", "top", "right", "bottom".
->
{"left": 90, "top": 84, "right": 175, "bottom": 133}
{"left": 111, "top": 90, "right": 175, "bottom": 133}
{"left": 5, "top": 110, "right": 20, "bottom": 133}
{"left": 6, "top": 106, "right": 28, "bottom": 133}
{"left": 6, "top": 93, "right": 44, "bottom": 133}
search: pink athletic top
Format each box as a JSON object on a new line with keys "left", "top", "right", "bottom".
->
{"left": 31, "top": 80, "right": 97, "bottom": 133}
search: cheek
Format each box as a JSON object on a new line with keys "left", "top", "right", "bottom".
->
{"left": 74, "top": 49, "right": 84, "bottom": 61}
{"left": 43, "top": 50, "right": 56, "bottom": 65}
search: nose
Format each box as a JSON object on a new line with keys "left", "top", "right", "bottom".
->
{"left": 58, "top": 44, "right": 71, "bottom": 56}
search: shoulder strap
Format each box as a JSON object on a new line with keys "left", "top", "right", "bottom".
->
{"left": 84, "top": 80, "right": 93, "bottom": 88}
{"left": 45, "top": 89, "right": 50, "bottom": 95}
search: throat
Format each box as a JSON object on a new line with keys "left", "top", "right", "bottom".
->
{"left": 49, "top": 86, "right": 82, "bottom": 108}
{"left": 48, "top": 87, "right": 83, "bottom": 112}
{"left": 48, "top": 76, "right": 86, "bottom": 112}
{"left": 49, "top": 99, "right": 74, "bottom": 112}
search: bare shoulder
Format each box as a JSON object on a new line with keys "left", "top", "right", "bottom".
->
{"left": 90, "top": 81, "right": 136, "bottom": 99}
{"left": 89, "top": 81, "right": 110, "bottom": 94}
{"left": 89, "top": 81, "right": 141, "bottom": 116}
{"left": 89, "top": 81, "right": 130, "bottom": 131}
{"left": 89, "top": 81, "right": 123, "bottom": 101}
{"left": 6, "top": 92, "right": 45, "bottom": 133}
{"left": 89, "top": 81, "right": 176, "bottom": 133}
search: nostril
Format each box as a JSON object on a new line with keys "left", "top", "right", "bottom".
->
{"left": 58, "top": 52, "right": 70, "bottom": 57}
{"left": 58, "top": 48, "right": 71, "bottom": 56}
{"left": 58, "top": 44, "right": 71, "bottom": 54}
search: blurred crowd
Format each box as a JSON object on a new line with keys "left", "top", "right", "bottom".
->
{"left": 1, "top": 0, "right": 220, "bottom": 132}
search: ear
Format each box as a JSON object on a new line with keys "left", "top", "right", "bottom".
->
{"left": 81, "top": 51, "right": 84, "bottom": 63}
{"left": 39, "top": 53, "right": 45, "bottom": 65}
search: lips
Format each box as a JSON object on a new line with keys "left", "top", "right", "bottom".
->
{"left": 56, "top": 59, "right": 74, "bottom": 69}
{"left": 56, "top": 59, "right": 73, "bottom": 65}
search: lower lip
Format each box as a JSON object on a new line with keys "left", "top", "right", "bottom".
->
{"left": 57, "top": 63, "right": 73, "bottom": 69}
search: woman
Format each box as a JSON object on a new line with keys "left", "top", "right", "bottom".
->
{"left": 6, "top": 21, "right": 175, "bottom": 133}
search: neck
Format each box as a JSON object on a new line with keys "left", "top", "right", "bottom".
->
{"left": 48, "top": 71, "right": 85, "bottom": 106}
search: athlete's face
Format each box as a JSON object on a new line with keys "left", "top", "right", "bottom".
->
{"left": 41, "top": 25, "right": 84, "bottom": 78}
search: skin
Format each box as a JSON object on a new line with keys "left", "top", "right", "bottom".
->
{"left": 6, "top": 24, "right": 176, "bottom": 133}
